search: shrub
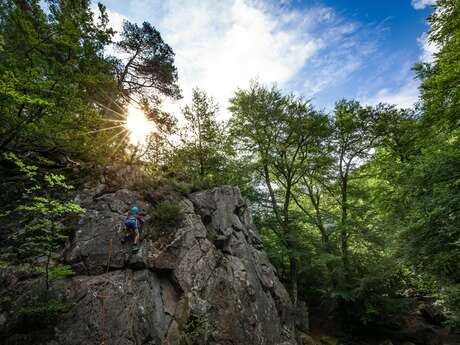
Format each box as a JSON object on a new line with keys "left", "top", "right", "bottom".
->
{"left": 189, "top": 176, "right": 213, "bottom": 192}
{"left": 17, "top": 299, "right": 69, "bottom": 332}
{"left": 171, "top": 179, "right": 192, "bottom": 195}
{"left": 150, "top": 201, "right": 184, "bottom": 236}
{"left": 335, "top": 259, "right": 413, "bottom": 330}
{"left": 181, "top": 312, "right": 211, "bottom": 345}
{"left": 440, "top": 284, "right": 460, "bottom": 327}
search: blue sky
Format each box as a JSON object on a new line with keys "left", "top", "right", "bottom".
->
{"left": 96, "top": 0, "right": 437, "bottom": 117}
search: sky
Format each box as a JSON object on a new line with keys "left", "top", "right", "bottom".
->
{"left": 95, "top": 0, "right": 438, "bottom": 118}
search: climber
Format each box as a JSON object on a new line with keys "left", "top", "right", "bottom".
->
{"left": 123, "top": 206, "right": 144, "bottom": 252}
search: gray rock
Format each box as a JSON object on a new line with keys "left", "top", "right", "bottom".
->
{"left": 419, "top": 303, "right": 447, "bottom": 326}
{"left": 4, "top": 186, "right": 295, "bottom": 345}
{"left": 64, "top": 189, "right": 149, "bottom": 275}
{"left": 54, "top": 269, "right": 174, "bottom": 345}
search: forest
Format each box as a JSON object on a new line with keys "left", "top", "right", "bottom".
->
{"left": 0, "top": 1, "right": 459, "bottom": 344}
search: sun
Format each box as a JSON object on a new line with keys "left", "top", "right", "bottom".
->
{"left": 125, "top": 105, "right": 155, "bottom": 145}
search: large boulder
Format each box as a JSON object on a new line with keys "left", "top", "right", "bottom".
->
{"left": 419, "top": 303, "right": 447, "bottom": 326}
{"left": 3, "top": 185, "right": 295, "bottom": 345}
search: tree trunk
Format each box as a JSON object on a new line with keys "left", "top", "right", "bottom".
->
{"left": 198, "top": 117, "right": 204, "bottom": 176}
{"left": 284, "top": 182, "right": 298, "bottom": 307}
{"left": 290, "top": 256, "right": 298, "bottom": 307}
{"left": 340, "top": 227, "right": 348, "bottom": 269}
{"left": 45, "top": 251, "right": 50, "bottom": 303}
{"left": 340, "top": 177, "right": 349, "bottom": 279}
{"left": 313, "top": 203, "right": 330, "bottom": 253}
{"left": 263, "top": 163, "right": 282, "bottom": 224}
{"left": 321, "top": 231, "right": 330, "bottom": 252}
{"left": 199, "top": 154, "right": 204, "bottom": 176}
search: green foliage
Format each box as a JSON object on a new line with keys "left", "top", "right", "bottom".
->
{"left": 374, "top": 0, "right": 460, "bottom": 321}
{"left": 150, "top": 200, "right": 184, "bottom": 236}
{"left": 171, "top": 179, "right": 193, "bottom": 195}
{"left": 397, "top": 141, "right": 460, "bottom": 282}
{"left": 133, "top": 167, "right": 196, "bottom": 197}
{"left": 415, "top": 0, "right": 460, "bottom": 130}
{"left": 229, "top": 81, "right": 331, "bottom": 302}
{"left": 440, "top": 285, "right": 460, "bottom": 326}
{"left": 227, "top": 81, "right": 451, "bottom": 327}
{"left": 17, "top": 299, "right": 69, "bottom": 331}
{"left": 0, "top": 0, "right": 119, "bottom": 159}
{"left": 1, "top": 153, "right": 83, "bottom": 297}
{"left": 181, "top": 312, "right": 212, "bottom": 345}
{"left": 165, "top": 87, "right": 227, "bottom": 185}
{"left": 116, "top": 21, "right": 181, "bottom": 102}
{"left": 33, "top": 264, "right": 75, "bottom": 281}
{"left": 0, "top": 153, "right": 80, "bottom": 340}
{"left": 335, "top": 258, "right": 412, "bottom": 328}
{"left": 0, "top": 1, "right": 181, "bottom": 162}
{"left": 0, "top": 0, "right": 458, "bottom": 336}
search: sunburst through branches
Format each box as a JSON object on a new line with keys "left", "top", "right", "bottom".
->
{"left": 89, "top": 103, "right": 155, "bottom": 156}
{"left": 125, "top": 105, "right": 156, "bottom": 145}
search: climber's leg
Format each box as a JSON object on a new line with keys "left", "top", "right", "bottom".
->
{"left": 131, "top": 229, "right": 141, "bottom": 253}
{"left": 120, "top": 229, "right": 130, "bottom": 244}
{"left": 133, "top": 228, "right": 140, "bottom": 246}
{"left": 128, "top": 228, "right": 139, "bottom": 251}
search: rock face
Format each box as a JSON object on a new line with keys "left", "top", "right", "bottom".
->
{"left": 7, "top": 185, "right": 294, "bottom": 345}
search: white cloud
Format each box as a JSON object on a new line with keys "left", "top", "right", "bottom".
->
{"left": 303, "top": 59, "right": 361, "bottom": 96}
{"left": 157, "top": 0, "right": 325, "bottom": 119}
{"left": 299, "top": 19, "right": 379, "bottom": 99}
{"left": 411, "top": 0, "right": 436, "bottom": 10}
{"left": 362, "top": 77, "right": 420, "bottom": 109}
{"left": 417, "top": 32, "right": 439, "bottom": 63}
{"left": 101, "top": 0, "right": 364, "bottom": 120}
{"left": 105, "top": 8, "right": 125, "bottom": 41}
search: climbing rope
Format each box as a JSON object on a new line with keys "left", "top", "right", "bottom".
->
{"left": 106, "top": 238, "right": 113, "bottom": 273}
{"left": 97, "top": 227, "right": 118, "bottom": 345}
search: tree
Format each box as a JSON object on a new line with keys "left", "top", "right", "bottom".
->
{"left": 180, "top": 88, "right": 223, "bottom": 177}
{"left": 415, "top": 0, "right": 460, "bottom": 130}
{"left": 291, "top": 101, "right": 398, "bottom": 290}
{"left": 115, "top": 21, "right": 181, "bottom": 108}
{"left": 0, "top": 2, "right": 182, "bottom": 162}
{"left": 109, "top": 20, "right": 182, "bottom": 161}
{"left": 0, "top": 0, "right": 119, "bottom": 159}
{"left": 396, "top": 0, "right": 460, "bottom": 322}
{"left": 1, "top": 152, "right": 84, "bottom": 300}
{"left": 229, "top": 82, "right": 330, "bottom": 305}
{"left": 330, "top": 100, "right": 381, "bottom": 276}
{"left": 290, "top": 140, "right": 334, "bottom": 252}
